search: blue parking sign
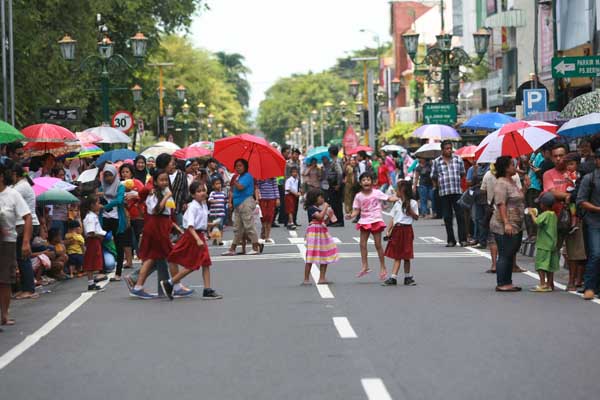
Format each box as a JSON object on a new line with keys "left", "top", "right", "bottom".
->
{"left": 523, "top": 89, "right": 547, "bottom": 117}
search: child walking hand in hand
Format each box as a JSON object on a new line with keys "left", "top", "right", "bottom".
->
{"left": 383, "top": 181, "right": 418, "bottom": 286}
{"left": 162, "top": 181, "right": 222, "bottom": 300}
{"left": 303, "top": 189, "right": 339, "bottom": 285}
{"left": 346, "top": 173, "right": 398, "bottom": 280}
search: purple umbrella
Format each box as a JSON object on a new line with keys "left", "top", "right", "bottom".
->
{"left": 412, "top": 124, "right": 460, "bottom": 140}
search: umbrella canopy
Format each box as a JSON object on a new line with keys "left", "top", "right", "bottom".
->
{"left": 304, "top": 146, "right": 330, "bottom": 164}
{"left": 141, "top": 141, "right": 181, "bottom": 158}
{"left": 346, "top": 145, "right": 373, "bottom": 155}
{"left": 173, "top": 146, "right": 212, "bottom": 160}
{"left": 560, "top": 89, "right": 600, "bottom": 119}
{"left": 475, "top": 121, "right": 558, "bottom": 163}
{"left": 213, "top": 133, "right": 285, "bottom": 179}
{"left": 22, "top": 123, "right": 77, "bottom": 142}
{"left": 412, "top": 124, "right": 460, "bottom": 140}
{"left": 0, "top": 119, "right": 25, "bottom": 143}
{"left": 96, "top": 149, "right": 138, "bottom": 164}
{"left": 461, "top": 113, "right": 517, "bottom": 130}
{"left": 76, "top": 143, "right": 104, "bottom": 159}
{"left": 76, "top": 130, "right": 102, "bottom": 144}
{"left": 381, "top": 144, "right": 407, "bottom": 153}
{"left": 414, "top": 142, "right": 442, "bottom": 159}
{"left": 32, "top": 177, "right": 77, "bottom": 197}
{"left": 454, "top": 145, "right": 478, "bottom": 159}
{"left": 190, "top": 141, "right": 214, "bottom": 151}
{"left": 24, "top": 141, "right": 82, "bottom": 157}
{"left": 85, "top": 126, "right": 131, "bottom": 144}
{"left": 557, "top": 112, "right": 600, "bottom": 139}
{"left": 36, "top": 189, "right": 79, "bottom": 205}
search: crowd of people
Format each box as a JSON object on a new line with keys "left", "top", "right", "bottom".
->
{"left": 4, "top": 133, "right": 600, "bottom": 331}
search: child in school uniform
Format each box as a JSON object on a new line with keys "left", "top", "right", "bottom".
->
{"left": 529, "top": 191, "right": 559, "bottom": 292}
{"left": 208, "top": 177, "right": 227, "bottom": 245}
{"left": 161, "top": 181, "right": 222, "bottom": 300}
{"left": 383, "top": 181, "right": 418, "bottom": 286}
{"left": 82, "top": 196, "right": 106, "bottom": 291}
{"left": 285, "top": 167, "right": 300, "bottom": 230}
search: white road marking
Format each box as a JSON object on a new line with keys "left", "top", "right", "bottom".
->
{"left": 332, "top": 237, "right": 342, "bottom": 243}
{"left": 0, "top": 272, "right": 114, "bottom": 371}
{"left": 295, "top": 243, "right": 335, "bottom": 299}
{"left": 353, "top": 237, "right": 374, "bottom": 244}
{"left": 419, "top": 236, "right": 446, "bottom": 244}
{"left": 361, "top": 378, "right": 393, "bottom": 400}
{"left": 332, "top": 317, "right": 358, "bottom": 338}
{"left": 288, "top": 230, "right": 298, "bottom": 238}
{"left": 212, "top": 251, "right": 478, "bottom": 262}
{"left": 288, "top": 237, "right": 306, "bottom": 244}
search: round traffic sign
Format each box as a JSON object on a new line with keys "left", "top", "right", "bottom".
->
{"left": 111, "top": 110, "right": 135, "bottom": 133}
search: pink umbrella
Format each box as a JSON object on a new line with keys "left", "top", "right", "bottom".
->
{"left": 173, "top": 146, "right": 212, "bottom": 160}
{"left": 346, "top": 145, "right": 373, "bottom": 155}
{"left": 76, "top": 131, "right": 102, "bottom": 144}
{"left": 22, "top": 123, "right": 78, "bottom": 142}
{"left": 32, "top": 177, "right": 76, "bottom": 197}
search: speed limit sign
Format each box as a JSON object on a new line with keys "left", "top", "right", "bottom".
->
{"left": 111, "top": 110, "right": 135, "bottom": 133}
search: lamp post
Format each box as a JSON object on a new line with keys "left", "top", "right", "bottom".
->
{"left": 58, "top": 14, "right": 148, "bottom": 124}
{"left": 130, "top": 84, "right": 143, "bottom": 151}
{"left": 402, "top": 6, "right": 490, "bottom": 104}
{"left": 196, "top": 102, "right": 206, "bottom": 142}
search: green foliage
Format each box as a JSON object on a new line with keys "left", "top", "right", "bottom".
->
{"left": 215, "top": 52, "right": 251, "bottom": 108}
{"left": 463, "top": 59, "right": 490, "bottom": 82}
{"left": 256, "top": 72, "right": 350, "bottom": 144}
{"left": 380, "top": 122, "right": 422, "bottom": 143}
{"left": 329, "top": 42, "right": 392, "bottom": 82}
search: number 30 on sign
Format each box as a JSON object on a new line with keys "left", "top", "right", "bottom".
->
{"left": 111, "top": 110, "right": 135, "bottom": 133}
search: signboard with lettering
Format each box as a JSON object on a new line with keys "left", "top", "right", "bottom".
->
{"left": 552, "top": 56, "right": 600, "bottom": 78}
{"left": 39, "top": 107, "right": 80, "bottom": 122}
{"left": 422, "top": 103, "right": 457, "bottom": 125}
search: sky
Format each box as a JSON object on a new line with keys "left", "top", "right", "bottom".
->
{"left": 190, "top": 0, "right": 392, "bottom": 113}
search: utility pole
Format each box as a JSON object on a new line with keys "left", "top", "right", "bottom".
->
{"left": 148, "top": 63, "right": 174, "bottom": 138}
{"left": 351, "top": 57, "right": 377, "bottom": 146}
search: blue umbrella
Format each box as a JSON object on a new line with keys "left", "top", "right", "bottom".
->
{"left": 96, "top": 149, "right": 138, "bottom": 164}
{"left": 557, "top": 113, "right": 600, "bottom": 139}
{"left": 461, "top": 112, "right": 517, "bottom": 130}
{"left": 304, "top": 146, "right": 330, "bottom": 164}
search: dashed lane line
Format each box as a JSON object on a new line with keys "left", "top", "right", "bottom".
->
{"left": 361, "top": 378, "right": 393, "bottom": 400}
{"left": 332, "top": 317, "right": 358, "bottom": 339}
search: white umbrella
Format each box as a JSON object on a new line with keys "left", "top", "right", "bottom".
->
{"left": 85, "top": 126, "right": 131, "bottom": 144}
{"left": 141, "top": 141, "right": 181, "bottom": 158}
{"left": 381, "top": 144, "right": 406, "bottom": 153}
{"left": 414, "top": 142, "right": 442, "bottom": 159}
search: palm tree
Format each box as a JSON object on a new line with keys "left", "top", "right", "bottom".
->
{"left": 215, "top": 52, "right": 251, "bottom": 108}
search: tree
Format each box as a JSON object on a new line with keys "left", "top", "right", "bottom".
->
{"left": 215, "top": 52, "right": 251, "bottom": 108}
{"left": 329, "top": 42, "right": 393, "bottom": 82}
{"left": 257, "top": 72, "right": 350, "bottom": 144}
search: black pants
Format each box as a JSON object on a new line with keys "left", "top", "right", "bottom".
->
{"left": 131, "top": 219, "right": 144, "bottom": 256}
{"left": 277, "top": 184, "right": 287, "bottom": 224}
{"left": 440, "top": 194, "right": 466, "bottom": 244}
{"left": 102, "top": 218, "right": 125, "bottom": 277}
{"left": 327, "top": 187, "right": 344, "bottom": 225}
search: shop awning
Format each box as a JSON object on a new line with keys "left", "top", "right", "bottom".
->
{"left": 485, "top": 9, "right": 526, "bottom": 28}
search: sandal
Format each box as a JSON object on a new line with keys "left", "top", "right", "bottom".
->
{"left": 495, "top": 286, "right": 522, "bottom": 292}
{"left": 485, "top": 269, "right": 496, "bottom": 274}
{"left": 356, "top": 269, "right": 372, "bottom": 278}
{"left": 15, "top": 292, "right": 40, "bottom": 300}
{"left": 529, "top": 285, "right": 552, "bottom": 293}
{"left": 110, "top": 276, "right": 121, "bottom": 282}
{"left": 1, "top": 319, "right": 16, "bottom": 326}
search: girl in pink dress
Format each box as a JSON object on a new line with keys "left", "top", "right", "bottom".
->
{"left": 346, "top": 172, "right": 398, "bottom": 280}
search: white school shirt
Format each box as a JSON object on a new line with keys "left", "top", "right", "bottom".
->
{"left": 390, "top": 199, "right": 419, "bottom": 225}
{"left": 145, "top": 193, "right": 171, "bottom": 216}
{"left": 13, "top": 179, "right": 40, "bottom": 226}
{"left": 83, "top": 212, "right": 106, "bottom": 237}
{"left": 182, "top": 200, "right": 208, "bottom": 230}
{"left": 0, "top": 186, "right": 31, "bottom": 242}
{"left": 285, "top": 176, "right": 299, "bottom": 194}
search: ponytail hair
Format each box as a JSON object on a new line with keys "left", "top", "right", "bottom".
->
{"left": 152, "top": 168, "right": 168, "bottom": 214}
{"left": 80, "top": 194, "right": 98, "bottom": 220}
{"left": 12, "top": 162, "right": 33, "bottom": 186}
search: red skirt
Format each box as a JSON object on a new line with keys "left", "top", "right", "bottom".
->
{"left": 83, "top": 237, "right": 103, "bottom": 272}
{"left": 285, "top": 194, "right": 297, "bottom": 215}
{"left": 259, "top": 199, "right": 277, "bottom": 223}
{"left": 356, "top": 220, "right": 387, "bottom": 233}
{"left": 384, "top": 225, "right": 414, "bottom": 260}
{"left": 168, "top": 230, "right": 211, "bottom": 270}
{"left": 139, "top": 214, "right": 173, "bottom": 261}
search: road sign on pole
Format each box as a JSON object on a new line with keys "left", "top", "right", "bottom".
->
{"left": 111, "top": 110, "right": 134, "bottom": 133}
{"left": 523, "top": 89, "right": 547, "bottom": 117}
{"left": 422, "top": 103, "right": 457, "bottom": 125}
{"left": 552, "top": 56, "right": 600, "bottom": 78}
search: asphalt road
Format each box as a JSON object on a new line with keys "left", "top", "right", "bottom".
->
{"left": 2, "top": 212, "right": 600, "bottom": 400}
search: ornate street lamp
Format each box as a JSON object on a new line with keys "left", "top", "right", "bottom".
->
{"left": 182, "top": 101, "right": 190, "bottom": 116}
{"left": 197, "top": 102, "right": 206, "bottom": 117}
{"left": 355, "top": 100, "right": 363, "bottom": 112}
{"left": 207, "top": 113, "right": 215, "bottom": 125}
{"left": 372, "top": 79, "right": 380, "bottom": 93}
{"left": 97, "top": 36, "right": 114, "bottom": 59}
{"left": 176, "top": 85, "right": 187, "bottom": 101}
{"left": 166, "top": 104, "right": 174, "bottom": 118}
{"left": 473, "top": 28, "right": 492, "bottom": 61}
{"left": 131, "top": 84, "right": 142, "bottom": 102}
{"left": 130, "top": 32, "right": 148, "bottom": 59}
{"left": 339, "top": 101, "right": 347, "bottom": 113}
{"left": 58, "top": 35, "right": 77, "bottom": 61}
{"left": 324, "top": 101, "right": 333, "bottom": 114}
{"left": 401, "top": 30, "right": 420, "bottom": 60}
{"left": 391, "top": 78, "right": 401, "bottom": 97}
{"left": 349, "top": 80, "right": 359, "bottom": 98}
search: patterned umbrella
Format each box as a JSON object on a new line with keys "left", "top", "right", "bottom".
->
{"left": 76, "top": 143, "right": 104, "bottom": 159}
{"left": 84, "top": 126, "right": 131, "bottom": 144}
{"left": 23, "top": 141, "right": 82, "bottom": 157}
{"left": 76, "top": 130, "right": 102, "bottom": 144}
{"left": 560, "top": 89, "right": 600, "bottom": 119}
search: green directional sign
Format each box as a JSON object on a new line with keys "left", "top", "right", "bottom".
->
{"left": 552, "top": 56, "right": 600, "bottom": 78}
{"left": 423, "top": 103, "right": 457, "bottom": 125}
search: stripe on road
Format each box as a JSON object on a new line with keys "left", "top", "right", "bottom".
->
{"left": 295, "top": 243, "right": 335, "bottom": 299}
{"left": 361, "top": 378, "right": 392, "bottom": 400}
{"left": 211, "top": 251, "right": 479, "bottom": 262}
{"left": 353, "top": 237, "right": 374, "bottom": 244}
{"left": 332, "top": 317, "right": 358, "bottom": 338}
{"left": 288, "top": 230, "right": 298, "bottom": 238}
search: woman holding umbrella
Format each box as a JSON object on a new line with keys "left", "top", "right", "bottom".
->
{"left": 222, "top": 159, "right": 261, "bottom": 256}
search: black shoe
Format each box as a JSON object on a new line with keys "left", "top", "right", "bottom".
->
{"left": 160, "top": 280, "right": 174, "bottom": 300}
{"left": 404, "top": 276, "right": 416, "bottom": 286}
{"left": 475, "top": 243, "right": 487, "bottom": 249}
{"left": 459, "top": 241, "right": 468, "bottom": 247}
{"left": 94, "top": 275, "right": 108, "bottom": 283}
{"left": 329, "top": 222, "right": 344, "bottom": 227}
{"left": 88, "top": 284, "right": 103, "bottom": 291}
{"left": 271, "top": 223, "right": 280, "bottom": 228}
{"left": 287, "top": 224, "right": 297, "bottom": 230}
{"left": 294, "top": 223, "right": 302, "bottom": 227}
{"left": 445, "top": 242, "right": 456, "bottom": 247}
{"left": 202, "top": 288, "right": 223, "bottom": 300}
{"left": 382, "top": 277, "right": 397, "bottom": 286}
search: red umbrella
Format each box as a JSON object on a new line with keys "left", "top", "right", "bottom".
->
{"left": 22, "top": 123, "right": 78, "bottom": 142}
{"left": 455, "top": 145, "right": 478, "bottom": 159}
{"left": 213, "top": 133, "right": 285, "bottom": 179}
{"left": 173, "top": 146, "right": 212, "bottom": 160}
{"left": 346, "top": 145, "right": 373, "bottom": 155}
{"left": 24, "top": 141, "right": 82, "bottom": 157}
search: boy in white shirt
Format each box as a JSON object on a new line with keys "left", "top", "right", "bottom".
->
{"left": 284, "top": 167, "right": 300, "bottom": 230}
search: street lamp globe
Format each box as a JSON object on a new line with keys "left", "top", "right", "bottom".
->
{"left": 182, "top": 101, "right": 190, "bottom": 116}
{"left": 401, "top": 30, "right": 420, "bottom": 61}
{"left": 435, "top": 32, "right": 453, "bottom": 51}
{"left": 130, "top": 32, "right": 148, "bottom": 59}
{"left": 354, "top": 100, "right": 363, "bottom": 112}
{"left": 473, "top": 28, "right": 491, "bottom": 59}
{"left": 97, "top": 36, "right": 114, "bottom": 59}
{"left": 311, "top": 109, "right": 318, "bottom": 120}
{"left": 391, "top": 78, "right": 401, "bottom": 96}
{"left": 166, "top": 104, "right": 174, "bottom": 117}
{"left": 339, "top": 101, "right": 347, "bottom": 113}
{"left": 324, "top": 101, "right": 333, "bottom": 114}
{"left": 176, "top": 85, "right": 187, "bottom": 101}
{"left": 197, "top": 102, "right": 206, "bottom": 116}
{"left": 207, "top": 113, "right": 215, "bottom": 125}
{"left": 58, "top": 35, "right": 77, "bottom": 61}
{"left": 131, "top": 84, "right": 142, "bottom": 102}
{"left": 349, "top": 80, "right": 359, "bottom": 98}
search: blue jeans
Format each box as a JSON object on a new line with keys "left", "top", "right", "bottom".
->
{"left": 418, "top": 185, "right": 434, "bottom": 216}
{"left": 16, "top": 231, "right": 35, "bottom": 293}
{"left": 474, "top": 204, "right": 488, "bottom": 246}
{"left": 495, "top": 232, "right": 523, "bottom": 287}
{"left": 583, "top": 225, "right": 600, "bottom": 291}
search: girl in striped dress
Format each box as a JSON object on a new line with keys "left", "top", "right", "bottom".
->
{"left": 303, "top": 189, "right": 339, "bottom": 285}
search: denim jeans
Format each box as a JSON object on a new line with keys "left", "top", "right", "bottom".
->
{"left": 418, "top": 185, "right": 434, "bottom": 216}
{"left": 440, "top": 194, "right": 466, "bottom": 244}
{"left": 474, "top": 203, "right": 488, "bottom": 246}
{"left": 494, "top": 232, "right": 523, "bottom": 287}
{"left": 16, "top": 231, "right": 35, "bottom": 293}
{"left": 583, "top": 225, "right": 600, "bottom": 291}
